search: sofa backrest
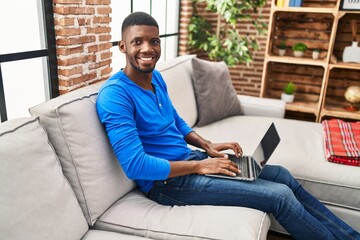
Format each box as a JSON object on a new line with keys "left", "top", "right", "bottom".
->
{"left": 0, "top": 117, "right": 88, "bottom": 240}
{"left": 156, "top": 54, "right": 198, "bottom": 127}
{"left": 29, "top": 54, "right": 197, "bottom": 226}
{"left": 29, "top": 83, "right": 136, "bottom": 226}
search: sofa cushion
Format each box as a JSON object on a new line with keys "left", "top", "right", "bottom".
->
{"left": 82, "top": 230, "right": 152, "bottom": 240}
{"left": 192, "top": 58, "right": 243, "bottom": 127}
{"left": 156, "top": 54, "right": 198, "bottom": 127}
{"left": 0, "top": 117, "right": 88, "bottom": 240}
{"left": 94, "top": 190, "right": 270, "bottom": 240}
{"left": 29, "top": 82, "right": 136, "bottom": 226}
{"left": 193, "top": 115, "right": 360, "bottom": 232}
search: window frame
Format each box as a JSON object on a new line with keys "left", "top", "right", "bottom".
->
{"left": 0, "top": 0, "right": 58, "bottom": 122}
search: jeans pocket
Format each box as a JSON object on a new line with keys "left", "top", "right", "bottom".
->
{"left": 158, "top": 193, "right": 186, "bottom": 206}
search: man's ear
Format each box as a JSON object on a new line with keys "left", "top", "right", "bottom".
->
{"left": 119, "top": 40, "right": 126, "bottom": 53}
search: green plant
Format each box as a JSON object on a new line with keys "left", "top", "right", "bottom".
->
{"left": 292, "top": 43, "right": 307, "bottom": 52}
{"left": 188, "top": 0, "right": 267, "bottom": 67}
{"left": 283, "top": 82, "right": 296, "bottom": 95}
{"left": 313, "top": 48, "right": 320, "bottom": 52}
{"left": 279, "top": 40, "right": 287, "bottom": 49}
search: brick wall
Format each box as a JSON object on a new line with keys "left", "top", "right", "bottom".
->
{"left": 53, "top": 0, "right": 112, "bottom": 94}
{"left": 179, "top": 0, "right": 271, "bottom": 97}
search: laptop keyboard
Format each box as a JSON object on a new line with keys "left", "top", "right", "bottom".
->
{"left": 229, "top": 155, "right": 249, "bottom": 177}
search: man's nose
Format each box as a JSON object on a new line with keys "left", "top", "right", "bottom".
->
{"left": 142, "top": 41, "right": 152, "bottom": 51}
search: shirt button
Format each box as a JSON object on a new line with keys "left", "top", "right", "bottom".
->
{"left": 159, "top": 103, "right": 162, "bottom": 107}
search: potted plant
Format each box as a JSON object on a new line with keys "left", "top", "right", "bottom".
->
{"left": 312, "top": 48, "right": 320, "bottom": 59}
{"left": 281, "top": 82, "right": 296, "bottom": 103}
{"left": 278, "top": 40, "right": 287, "bottom": 56}
{"left": 187, "top": 0, "right": 267, "bottom": 66}
{"left": 292, "top": 43, "right": 307, "bottom": 57}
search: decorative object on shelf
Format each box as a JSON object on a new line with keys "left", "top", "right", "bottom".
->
{"left": 276, "top": 0, "right": 284, "bottom": 7}
{"left": 281, "top": 82, "right": 296, "bottom": 103}
{"left": 278, "top": 40, "right": 287, "bottom": 56}
{"left": 330, "top": 54, "right": 338, "bottom": 64}
{"left": 312, "top": 49, "right": 320, "bottom": 59}
{"left": 292, "top": 42, "right": 307, "bottom": 57}
{"left": 342, "top": 19, "right": 360, "bottom": 63}
{"left": 344, "top": 85, "right": 360, "bottom": 111}
{"left": 341, "top": 0, "right": 360, "bottom": 10}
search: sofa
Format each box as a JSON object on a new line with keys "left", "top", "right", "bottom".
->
{"left": 1, "top": 54, "right": 359, "bottom": 240}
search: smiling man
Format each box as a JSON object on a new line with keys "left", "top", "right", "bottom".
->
{"left": 96, "top": 12, "right": 360, "bottom": 240}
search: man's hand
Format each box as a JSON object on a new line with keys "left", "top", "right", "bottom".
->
{"left": 196, "top": 157, "right": 241, "bottom": 177}
{"left": 206, "top": 142, "right": 243, "bottom": 158}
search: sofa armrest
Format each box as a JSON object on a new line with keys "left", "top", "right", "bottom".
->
{"left": 238, "top": 95, "right": 285, "bottom": 118}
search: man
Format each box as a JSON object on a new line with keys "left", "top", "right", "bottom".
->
{"left": 96, "top": 12, "right": 360, "bottom": 240}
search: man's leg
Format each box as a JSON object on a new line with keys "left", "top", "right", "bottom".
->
{"left": 259, "top": 165, "right": 360, "bottom": 240}
{"left": 148, "top": 172, "right": 336, "bottom": 240}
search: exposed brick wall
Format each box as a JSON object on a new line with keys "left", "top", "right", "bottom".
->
{"left": 53, "top": 0, "right": 112, "bottom": 94}
{"left": 179, "top": 0, "right": 271, "bottom": 97}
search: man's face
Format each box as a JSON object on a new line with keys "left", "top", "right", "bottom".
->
{"left": 119, "top": 25, "right": 161, "bottom": 74}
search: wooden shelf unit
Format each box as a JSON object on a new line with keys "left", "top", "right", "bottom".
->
{"left": 260, "top": 0, "right": 360, "bottom": 122}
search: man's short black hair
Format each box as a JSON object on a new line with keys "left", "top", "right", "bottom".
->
{"left": 121, "top": 12, "right": 159, "bottom": 36}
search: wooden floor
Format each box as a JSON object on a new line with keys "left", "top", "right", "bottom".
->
{"left": 267, "top": 231, "right": 294, "bottom": 240}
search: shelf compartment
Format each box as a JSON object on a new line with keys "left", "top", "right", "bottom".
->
{"left": 270, "top": 12, "right": 334, "bottom": 59}
{"left": 301, "top": 0, "right": 338, "bottom": 8}
{"left": 323, "top": 68, "right": 360, "bottom": 114}
{"left": 263, "top": 62, "right": 324, "bottom": 114}
{"left": 333, "top": 13, "right": 360, "bottom": 62}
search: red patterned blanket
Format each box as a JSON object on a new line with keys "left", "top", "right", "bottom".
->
{"left": 322, "top": 119, "right": 360, "bottom": 166}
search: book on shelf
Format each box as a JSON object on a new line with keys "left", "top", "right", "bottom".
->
{"left": 295, "top": 0, "right": 303, "bottom": 7}
{"left": 289, "top": 0, "right": 302, "bottom": 7}
{"left": 276, "top": 0, "right": 284, "bottom": 7}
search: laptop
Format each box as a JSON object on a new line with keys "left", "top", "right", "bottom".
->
{"left": 206, "top": 122, "right": 280, "bottom": 181}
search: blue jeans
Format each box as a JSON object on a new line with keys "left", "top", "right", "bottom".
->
{"left": 148, "top": 150, "right": 360, "bottom": 240}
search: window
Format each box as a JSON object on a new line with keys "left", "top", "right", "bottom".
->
{"left": 110, "top": 0, "right": 180, "bottom": 74}
{"left": 0, "top": 0, "right": 58, "bottom": 122}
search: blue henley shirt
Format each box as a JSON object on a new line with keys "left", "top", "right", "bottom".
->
{"left": 96, "top": 70, "right": 193, "bottom": 192}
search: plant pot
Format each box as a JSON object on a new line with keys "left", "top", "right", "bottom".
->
{"left": 281, "top": 93, "right": 295, "bottom": 103}
{"left": 278, "top": 49, "right": 286, "bottom": 56}
{"left": 312, "top": 51, "right": 320, "bottom": 59}
{"left": 293, "top": 51, "right": 304, "bottom": 57}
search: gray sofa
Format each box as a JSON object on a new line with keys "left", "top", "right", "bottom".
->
{"left": 1, "top": 54, "right": 359, "bottom": 240}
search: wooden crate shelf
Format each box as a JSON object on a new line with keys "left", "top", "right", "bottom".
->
{"left": 323, "top": 68, "right": 360, "bottom": 115}
{"left": 266, "top": 56, "right": 327, "bottom": 66}
{"left": 262, "top": 61, "right": 323, "bottom": 116}
{"left": 285, "top": 101, "right": 319, "bottom": 114}
{"left": 270, "top": 11, "right": 334, "bottom": 59}
{"left": 333, "top": 13, "right": 360, "bottom": 61}
{"left": 262, "top": 1, "right": 360, "bottom": 122}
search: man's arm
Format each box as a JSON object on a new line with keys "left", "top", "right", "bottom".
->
{"left": 184, "top": 131, "right": 243, "bottom": 157}
{"left": 166, "top": 131, "right": 243, "bottom": 178}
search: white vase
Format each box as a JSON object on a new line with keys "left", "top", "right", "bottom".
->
{"left": 293, "top": 51, "right": 304, "bottom": 57}
{"left": 312, "top": 51, "right": 320, "bottom": 59}
{"left": 281, "top": 93, "right": 295, "bottom": 103}
{"left": 278, "top": 49, "right": 286, "bottom": 56}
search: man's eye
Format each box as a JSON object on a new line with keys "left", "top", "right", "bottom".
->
{"left": 152, "top": 39, "right": 160, "bottom": 45}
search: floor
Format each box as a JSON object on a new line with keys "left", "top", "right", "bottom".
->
{"left": 267, "top": 231, "right": 294, "bottom": 240}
